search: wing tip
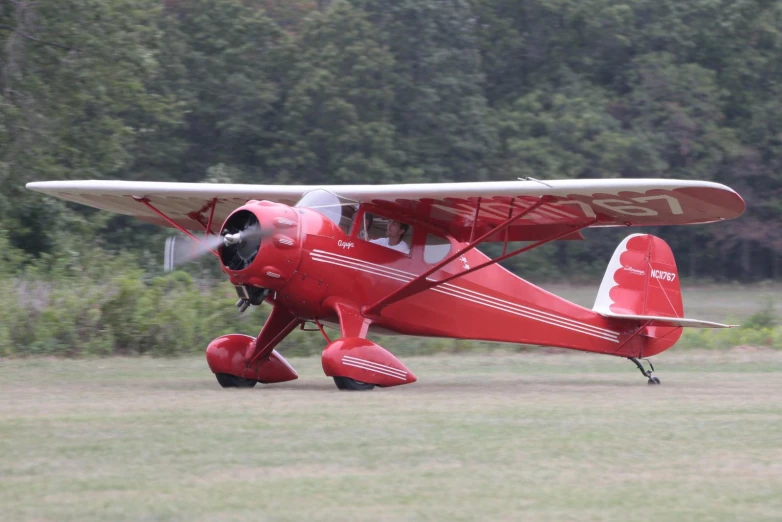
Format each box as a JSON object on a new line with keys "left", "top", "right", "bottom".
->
{"left": 26, "top": 180, "right": 80, "bottom": 192}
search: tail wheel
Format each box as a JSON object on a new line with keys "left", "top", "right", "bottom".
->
{"left": 215, "top": 373, "right": 257, "bottom": 388}
{"left": 333, "top": 376, "right": 375, "bottom": 391}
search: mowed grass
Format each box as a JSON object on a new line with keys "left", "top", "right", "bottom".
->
{"left": 1, "top": 352, "right": 781, "bottom": 521}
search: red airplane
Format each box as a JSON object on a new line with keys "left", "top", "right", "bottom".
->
{"left": 27, "top": 179, "right": 745, "bottom": 389}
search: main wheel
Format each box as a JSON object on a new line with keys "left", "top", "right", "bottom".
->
{"left": 333, "top": 376, "right": 375, "bottom": 391}
{"left": 215, "top": 373, "right": 257, "bottom": 388}
{"left": 647, "top": 376, "right": 661, "bottom": 385}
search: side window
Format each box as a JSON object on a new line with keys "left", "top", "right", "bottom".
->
{"left": 424, "top": 233, "right": 451, "bottom": 264}
{"left": 359, "top": 213, "right": 413, "bottom": 256}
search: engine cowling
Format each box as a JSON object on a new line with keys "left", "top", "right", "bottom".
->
{"left": 219, "top": 200, "right": 302, "bottom": 291}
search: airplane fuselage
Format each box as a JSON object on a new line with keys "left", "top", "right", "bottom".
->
{"left": 246, "top": 204, "right": 672, "bottom": 358}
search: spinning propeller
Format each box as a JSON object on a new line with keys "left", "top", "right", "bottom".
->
{"left": 164, "top": 209, "right": 272, "bottom": 272}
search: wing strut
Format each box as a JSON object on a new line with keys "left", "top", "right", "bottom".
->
{"left": 186, "top": 197, "right": 219, "bottom": 235}
{"left": 133, "top": 196, "right": 220, "bottom": 258}
{"left": 364, "top": 197, "right": 595, "bottom": 315}
{"left": 205, "top": 197, "right": 218, "bottom": 236}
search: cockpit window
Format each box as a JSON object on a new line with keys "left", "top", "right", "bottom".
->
{"left": 424, "top": 233, "right": 451, "bottom": 263}
{"left": 296, "top": 189, "right": 358, "bottom": 234}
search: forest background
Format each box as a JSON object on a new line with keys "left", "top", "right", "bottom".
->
{"left": 1, "top": 0, "right": 780, "bottom": 356}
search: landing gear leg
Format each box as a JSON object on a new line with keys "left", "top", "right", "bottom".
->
{"left": 629, "top": 357, "right": 661, "bottom": 385}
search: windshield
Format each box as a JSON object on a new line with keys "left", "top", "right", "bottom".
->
{"left": 295, "top": 189, "right": 358, "bottom": 233}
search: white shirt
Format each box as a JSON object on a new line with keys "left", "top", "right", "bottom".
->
{"left": 369, "top": 237, "right": 410, "bottom": 254}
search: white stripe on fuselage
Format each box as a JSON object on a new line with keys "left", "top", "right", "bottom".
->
{"left": 310, "top": 250, "right": 620, "bottom": 343}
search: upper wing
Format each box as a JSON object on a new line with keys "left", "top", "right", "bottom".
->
{"left": 26, "top": 178, "right": 744, "bottom": 239}
{"left": 25, "top": 180, "right": 307, "bottom": 232}
{"left": 350, "top": 178, "right": 745, "bottom": 241}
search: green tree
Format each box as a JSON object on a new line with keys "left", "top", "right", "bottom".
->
{"left": 0, "top": 0, "right": 173, "bottom": 255}
{"left": 357, "top": 0, "right": 496, "bottom": 182}
{"left": 272, "top": 1, "right": 401, "bottom": 184}
{"left": 151, "top": 0, "right": 287, "bottom": 183}
{"left": 494, "top": 78, "right": 639, "bottom": 180}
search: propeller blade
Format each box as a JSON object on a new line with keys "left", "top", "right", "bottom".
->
{"left": 164, "top": 234, "right": 225, "bottom": 272}
{"left": 164, "top": 226, "right": 273, "bottom": 272}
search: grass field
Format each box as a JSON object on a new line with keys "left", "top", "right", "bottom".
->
{"left": 2, "top": 352, "right": 781, "bottom": 521}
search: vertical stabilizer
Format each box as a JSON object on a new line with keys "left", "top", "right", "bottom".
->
{"left": 593, "top": 234, "right": 683, "bottom": 318}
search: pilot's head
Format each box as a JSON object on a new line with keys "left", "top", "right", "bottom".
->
{"left": 387, "top": 220, "right": 409, "bottom": 240}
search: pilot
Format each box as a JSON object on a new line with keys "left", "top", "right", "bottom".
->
{"left": 370, "top": 219, "right": 410, "bottom": 254}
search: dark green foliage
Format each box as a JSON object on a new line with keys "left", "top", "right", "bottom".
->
{"left": 271, "top": 1, "right": 401, "bottom": 183}
{"left": 0, "top": 0, "right": 178, "bottom": 258}
{"left": 358, "top": 0, "right": 497, "bottom": 182}
{"left": 2, "top": 0, "right": 780, "bottom": 276}
{"left": 2, "top": 0, "right": 782, "bottom": 357}
{"left": 0, "top": 252, "right": 252, "bottom": 356}
{"left": 154, "top": 0, "right": 287, "bottom": 182}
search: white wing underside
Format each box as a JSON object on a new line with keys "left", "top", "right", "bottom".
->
{"left": 26, "top": 179, "right": 745, "bottom": 237}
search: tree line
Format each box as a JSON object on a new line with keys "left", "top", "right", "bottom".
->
{"left": 2, "top": 0, "right": 780, "bottom": 280}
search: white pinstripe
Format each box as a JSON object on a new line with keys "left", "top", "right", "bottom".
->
{"left": 342, "top": 356, "right": 407, "bottom": 378}
{"left": 341, "top": 356, "right": 408, "bottom": 380}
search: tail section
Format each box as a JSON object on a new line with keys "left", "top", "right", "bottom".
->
{"left": 594, "top": 234, "right": 733, "bottom": 356}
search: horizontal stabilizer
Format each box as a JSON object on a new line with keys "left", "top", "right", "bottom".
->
{"left": 599, "top": 312, "right": 736, "bottom": 329}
